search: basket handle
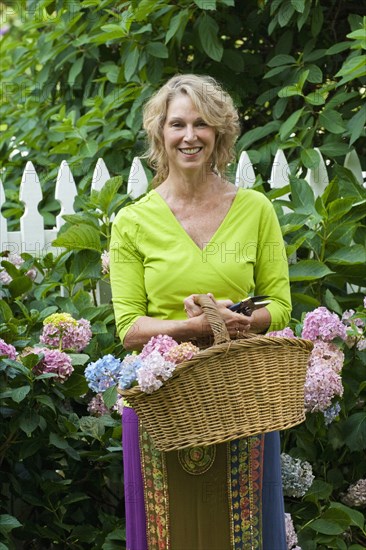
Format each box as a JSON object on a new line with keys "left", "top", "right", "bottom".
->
{"left": 193, "top": 294, "right": 231, "bottom": 345}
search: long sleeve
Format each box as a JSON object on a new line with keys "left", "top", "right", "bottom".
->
{"left": 109, "top": 208, "right": 147, "bottom": 344}
{"left": 253, "top": 196, "right": 291, "bottom": 331}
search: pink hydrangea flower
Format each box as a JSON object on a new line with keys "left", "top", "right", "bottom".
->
{"left": 309, "top": 341, "right": 344, "bottom": 373}
{"left": 136, "top": 351, "right": 176, "bottom": 394}
{"left": 0, "top": 338, "right": 17, "bottom": 360}
{"left": 364, "top": 297, "right": 366, "bottom": 309}
{"left": 302, "top": 307, "right": 347, "bottom": 342}
{"left": 32, "top": 347, "right": 74, "bottom": 383}
{"left": 267, "top": 327, "right": 296, "bottom": 338}
{"left": 140, "top": 334, "right": 178, "bottom": 359}
{"left": 87, "top": 393, "right": 110, "bottom": 416}
{"left": 285, "top": 513, "right": 301, "bottom": 550}
{"left": 0, "top": 253, "right": 36, "bottom": 284}
{"left": 165, "top": 342, "right": 199, "bottom": 363}
{"left": 40, "top": 313, "right": 92, "bottom": 351}
{"left": 304, "top": 363, "right": 343, "bottom": 413}
{"left": 356, "top": 338, "right": 366, "bottom": 351}
{"left": 341, "top": 479, "right": 366, "bottom": 507}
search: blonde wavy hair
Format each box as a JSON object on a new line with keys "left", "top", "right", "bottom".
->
{"left": 142, "top": 74, "right": 240, "bottom": 185}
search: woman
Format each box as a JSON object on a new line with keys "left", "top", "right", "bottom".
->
{"left": 110, "top": 74, "right": 291, "bottom": 549}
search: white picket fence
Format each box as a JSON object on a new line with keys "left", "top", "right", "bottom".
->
{"left": 0, "top": 149, "right": 365, "bottom": 259}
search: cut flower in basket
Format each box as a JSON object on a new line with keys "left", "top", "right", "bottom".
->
{"left": 85, "top": 336, "right": 200, "bottom": 397}
{"left": 120, "top": 336, "right": 200, "bottom": 394}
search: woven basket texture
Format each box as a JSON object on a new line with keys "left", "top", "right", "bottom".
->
{"left": 119, "top": 295, "right": 313, "bottom": 451}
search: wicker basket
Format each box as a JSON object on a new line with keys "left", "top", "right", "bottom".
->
{"left": 119, "top": 295, "right": 313, "bottom": 451}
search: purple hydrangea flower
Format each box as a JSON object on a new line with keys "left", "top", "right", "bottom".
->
{"left": 40, "top": 313, "right": 92, "bottom": 351}
{"left": 302, "top": 307, "right": 347, "bottom": 342}
{"left": 32, "top": 347, "right": 74, "bottom": 382}
{"left": 0, "top": 338, "right": 17, "bottom": 360}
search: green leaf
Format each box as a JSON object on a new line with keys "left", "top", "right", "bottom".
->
{"left": 348, "top": 105, "right": 366, "bottom": 146}
{"left": 165, "top": 8, "right": 189, "bottom": 44}
{"left": 278, "top": 1, "right": 295, "bottom": 27}
{"left": 327, "top": 197, "right": 355, "bottom": 222}
{"left": 124, "top": 47, "right": 139, "bottom": 81}
{"left": 329, "top": 503, "right": 365, "bottom": 530}
{"left": 278, "top": 85, "right": 302, "bottom": 98}
{"left": 237, "top": 121, "right": 280, "bottom": 150}
{"left": 309, "top": 518, "right": 344, "bottom": 535}
{"left": 97, "top": 176, "right": 123, "bottom": 215}
{"left": 80, "top": 139, "right": 99, "bottom": 158}
{"left": 289, "top": 260, "right": 334, "bottom": 281}
{"left": 19, "top": 410, "right": 40, "bottom": 435}
{"left": 343, "top": 412, "right": 366, "bottom": 451}
{"left": 68, "top": 56, "right": 84, "bottom": 85}
{"left": 267, "top": 54, "right": 296, "bottom": 67}
{"left": 291, "top": 0, "right": 305, "bottom": 13}
{"left": 50, "top": 432, "right": 69, "bottom": 449}
{"left": 53, "top": 224, "right": 101, "bottom": 252}
{"left": 324, "top": 289, "right": 343, "bottom": 315}
{"left": 319, "top": 110, "right": 346, "bottom": 134}
{"left": 301, "top": 148, "right": 321, "bottom": 169}
{"left": 319, "top": 141, "right": 350, "bottom": 157}
{"left": 326, "top": 245, "right": 366, "bottom": 265}
{"left": 0, "top": 514, "right": 22, "bottom": 535}
{"left": 304, "top": 479, "right": 333, "bottom": 502}
{"left": 305, "top": 91, "right": 326, "bottom": 106}
{"left": 62, "top": 373, "right": 89, "bottom": 397}
{"left": 194, "top": 0, "right": 216, "bottom": 8}
{"left": 35, "top": 394, "right": 56, "bottom": 413}
{"left": 68, "top": 353, "right": 90, "bottom": 366}
{"left": 8, "top": 275, "right": 33, "bottom": 298}
{"left": 198, "top": 14, "right": 223, "bottom": 62}
{"left": 103, "top": 385, "right": 117, "bottom": 409}
{"left": 326, "top": 41, "right": 351, "bottom": 55}
{"left": 146, "top": 42, "right": 169, "bottom": 59}
{"left": 11, "top": 385, "right": 31, "bottom": 403}
{"left": 290, "top": 176, "right": 316, "bottom": 214}
{"left": 0, "top": 299, "right": 13, "bottom": 321}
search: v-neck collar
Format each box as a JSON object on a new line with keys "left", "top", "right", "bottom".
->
{"left": 151, "top": 188, "right": 241, "bottom": 252}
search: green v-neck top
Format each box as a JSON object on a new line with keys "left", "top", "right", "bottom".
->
{"left": 110, "top": 188, "right": 291, "bottom": 344}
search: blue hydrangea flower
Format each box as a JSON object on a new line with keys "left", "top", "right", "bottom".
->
{"left": 323, "top": 402, "right": 341, "bottom": 426}
{"left": 118, "top": 355, "right": 143, "bottom": 390}
{"left": 85, "top": 354, "right": 123, "bottom": 393}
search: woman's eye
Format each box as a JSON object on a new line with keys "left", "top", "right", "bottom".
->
{"left": 197, "top": 121, "right": 208, "bottom": 127}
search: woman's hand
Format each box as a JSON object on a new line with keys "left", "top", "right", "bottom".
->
{"left": 183, "top": 293, "right": 252, "bottom": 338}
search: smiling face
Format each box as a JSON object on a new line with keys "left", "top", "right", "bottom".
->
{"left": 162, "top": 93, "right": 216, "bottom": 176}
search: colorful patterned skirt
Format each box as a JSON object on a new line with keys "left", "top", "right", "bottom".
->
{"left": 122, "top": 407, "right": 286, "bottom": 550}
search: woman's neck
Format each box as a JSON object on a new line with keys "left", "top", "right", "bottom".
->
{"left": 157, "top": 169, "right": 226, "bottom": 203}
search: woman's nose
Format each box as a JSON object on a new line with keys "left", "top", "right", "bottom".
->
{"left": 184, "top": 125, "right": 196, "bottom": 141}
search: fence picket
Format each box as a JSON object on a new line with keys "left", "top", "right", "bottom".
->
{"left": 127, "top": 157, "right": 149, "bottom": 199}
{"left": 55, "top": 161, "right": 78, "bottom": 231}
{"left": 305, "top": 148, "right": 329, "bottom": 197}
{"left": 235, "top": 151, "right": 256, "bottom": 188}
{"left": 344, "top": 150, "right": 364, "bottom": 185}
{"left": 19, "top": 161, "right": 45, "bottom": 256}
{"left": 92, "top": 158, "right": 111, "bottom": 191}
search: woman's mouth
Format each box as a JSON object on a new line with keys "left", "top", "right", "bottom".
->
{"left": 179, "top": 147, "right": 202, "bottom": 155}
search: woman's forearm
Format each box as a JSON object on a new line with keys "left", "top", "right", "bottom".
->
{"left": 123, "top": 315, "right": 212, "bottom": 351}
